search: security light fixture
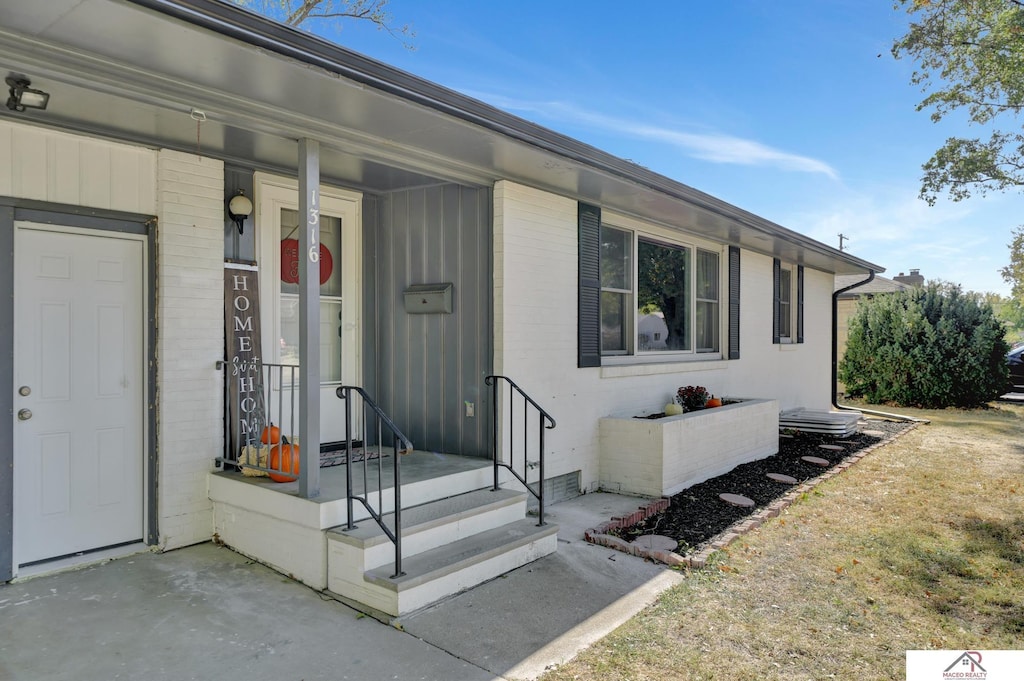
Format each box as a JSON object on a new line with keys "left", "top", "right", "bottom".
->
{"left": 6, "top": 77, "right": 49, "bottom": 112}
{"left": 228, "top": 190, "right": 253, "bottom": 234}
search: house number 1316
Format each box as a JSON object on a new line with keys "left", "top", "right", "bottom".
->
{"left": 308, "top": 188, "right": 320, "bottom": 263}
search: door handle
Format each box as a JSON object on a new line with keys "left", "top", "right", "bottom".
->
{"left": 19, "top": 385, "right": 31, "bottom": 396}
{"left": 18, "top": 408, "right": 32, "bottom": 421}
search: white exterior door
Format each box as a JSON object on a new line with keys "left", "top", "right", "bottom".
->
{"left": 256, "top": 175, "right": 361, "bottom": 444}
{"left": 13, "top": 224, "right": 146, "bottom": 566}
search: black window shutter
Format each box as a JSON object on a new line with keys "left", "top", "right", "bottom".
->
{"left": 796, "top": 265, "right": 805, "bottom": 344}
{"left": 772, "top": 257, "right": 781, "bottom": 344}
{"left": 578, "top": 203, "right": 602, "bottom": 367}
{"left": 728, "top": 246, "right": 740, "bottom": 359}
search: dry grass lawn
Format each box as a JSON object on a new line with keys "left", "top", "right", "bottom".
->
{"left": 540, "top": 402, "right": 1024, "bottom": 681}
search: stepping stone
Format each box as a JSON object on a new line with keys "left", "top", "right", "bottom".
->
{"left": 767, "top": 473, "right": 798, "bottom": 484}
{"left": 819, "top": 444, "right": 845, "bottom": 451}
{"left": 719, "top": 493, "right": 755, "bottom": 508}
{"left": 630, "top": 534, "right": 677, "bottom": 551}
{"left": 801, "top": 456, "right": 831, "bottom": 467}
{"left": 779, "top": 433, "right": 794, "bottom": 438}
{"left": 862, "top": 430, "right": 885, "bottom": 437}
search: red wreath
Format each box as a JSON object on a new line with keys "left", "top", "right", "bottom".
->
{"left": 280, "top": 238, "right": 333, "bottom": 286}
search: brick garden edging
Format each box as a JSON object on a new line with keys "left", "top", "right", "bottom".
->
{"left": 584, "top": 421, "right": 921, "bottom": 568}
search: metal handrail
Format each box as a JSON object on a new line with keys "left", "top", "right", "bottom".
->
{"left": 336, "top": 385, "right": 413, "bottom": 578}
{"left": 485, "top": 375, "right": 557, "bottom": 526}
{"left": 215, "top": 360, "right": 300, "bottom": 479}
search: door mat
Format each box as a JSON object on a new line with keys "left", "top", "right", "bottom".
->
{"left": 319, "top": 447, "right": 385, "bottom": 468}
{"left": 237, "top": 443, "right": 386, "bottom": 476}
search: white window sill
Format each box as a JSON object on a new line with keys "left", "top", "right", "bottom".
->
{"left": 600, "top": 356, "right": 728, "bottom": 379}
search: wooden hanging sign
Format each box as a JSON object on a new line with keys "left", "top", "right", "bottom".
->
{"left": 224, "top": 262, "right": 263, "bottom": 455}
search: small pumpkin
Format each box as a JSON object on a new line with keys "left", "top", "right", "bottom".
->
{"left": 269, "top": 443, "right": 300, "bottom": 483}
{"left": 664, "top": 402, "right": 684, "bottom": 416}
{"left": 706, "top": 397, "right": 723, "bottom": 408}
{"left": 261, "top": 423, "right": 281, "bottom": 445}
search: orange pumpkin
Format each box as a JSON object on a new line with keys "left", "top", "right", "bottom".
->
{"left": 706, "top": 397, "right": 723, "bottom": 408}
{"left": 261, "top": 423, "right": 281, "bottom": 445}
{"left": 269, "top": 443, "right": 300, "bottom": 483}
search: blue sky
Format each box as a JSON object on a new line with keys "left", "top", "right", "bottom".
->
{"left": 293, "top": 0, "right": 1020, "bottom": 295}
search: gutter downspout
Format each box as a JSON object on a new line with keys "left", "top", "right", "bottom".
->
{"left": 831, "top": 271, "right": 929, "bottom": 424}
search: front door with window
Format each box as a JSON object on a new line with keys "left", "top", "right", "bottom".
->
{"left": 13, "top": 224, "right": 146, "bottom": 566}
{"left": 256, "top": 175, "right": 361, "bottom": 444}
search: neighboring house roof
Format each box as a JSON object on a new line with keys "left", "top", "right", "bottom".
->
{"left": 834, "top": 274, "right": 910, "bottom": 298}
{"left": 0, "top": 0, "right": 883, "bottom": 276}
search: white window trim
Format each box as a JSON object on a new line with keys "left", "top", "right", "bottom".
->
{"left": 778, "top": 263, "right": 795, "bottom": 344}
{"left": 254, "top": 172, "right": 363, "bottom": 387}
{"left": 600, "top": 211, "right": 727, "bottom": 364}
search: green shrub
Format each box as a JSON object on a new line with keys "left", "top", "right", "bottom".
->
{"left": 839, "top": 282, "right": 1010, "bottom": 408}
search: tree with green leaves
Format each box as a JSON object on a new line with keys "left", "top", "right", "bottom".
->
{"left": 236, "top": 0, "right": 414, "bottom": 46}
{"left": 892, "top": 0, "right": 1024, "bottom": 205}
{"left": 637, "top": 242, "right": 690, "bottom": 350}
{"left": 840, "top": 281, "right": 1009, "bottom": 407}
{"left": 1000, "top": 225, "right": 1024, "bottom": 337}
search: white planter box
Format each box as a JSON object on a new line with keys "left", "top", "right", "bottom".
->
{"left": 599, "top": 398, "right": 779, "bottom": 498}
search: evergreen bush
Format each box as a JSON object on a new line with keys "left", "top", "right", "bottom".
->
{"left": 839, "top": 282, "right": 1010, "bottom": 408}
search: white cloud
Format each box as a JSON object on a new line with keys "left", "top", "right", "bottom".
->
{"left": 473, "top": 94, "right": 839, "bottom": 180}
{"left": 626, "top": 125, "right": 839, "bottom": 179}
{"left": 784, "top": 190, "right": 1011, "bottom": 293}
{"left": 794, "top": 194, "right": 973, "bottom": 246}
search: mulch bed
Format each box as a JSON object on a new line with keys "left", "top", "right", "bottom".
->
{"left": 608, "top": 419, "right": 913, "bottom": 555}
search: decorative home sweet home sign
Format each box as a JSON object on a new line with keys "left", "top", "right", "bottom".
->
{"left": 224, "top": 262, "right": 263, "bottom": 455}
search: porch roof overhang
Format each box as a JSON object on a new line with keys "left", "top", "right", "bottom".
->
{"left": 0, "top": 0, "right": 882, "bottom": 276}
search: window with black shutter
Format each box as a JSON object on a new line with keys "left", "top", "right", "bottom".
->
{"left": 728, "top": 246, "right": 740, "bottom": 359}
{"left": 578, "top": 203, "right": 602, "bottom": 367}
{"left": 579, "top": 202, "right": 730, "bottom": 362}
{"left": 796, "top": 265, "right": 805, "bottom": 344}
{"left": 773, "top": 258, "right": 782, "bottom": 344}
{"left": 773, "top": 258, "right": 804, "bottom": 345}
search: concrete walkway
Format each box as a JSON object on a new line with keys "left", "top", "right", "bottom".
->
{"left": 0, "top": 493, "right": 683, "bottom": 681}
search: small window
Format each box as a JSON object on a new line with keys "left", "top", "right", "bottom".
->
{"left": 778, "top": 267, "right": 793, "bottom": 341}
{"left": 600, "top": 225, "right": 632, "bottom": 354}
{"left": 773, "top": 259, "right": 804, "bottom": 345}
{"left": 695, "top": 249, "right": 720, "bottom": 353}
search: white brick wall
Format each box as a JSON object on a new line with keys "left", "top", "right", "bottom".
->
{"left": 493, "top": 180, "right": 835, "bottom": 494}
{"left": 733, "top": 254, "right": 833, "bottom": 410}
{"left": 599, "top": 399, "right": 779, "bottom": 497}
{"left": 156, "top": 149, "right": 224, "bottom": 550}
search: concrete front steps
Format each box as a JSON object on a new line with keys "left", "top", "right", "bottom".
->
{"left": 326, "top": 488, "right": 558, "bottom": 617}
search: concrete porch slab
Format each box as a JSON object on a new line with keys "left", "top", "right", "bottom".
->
{"left": 2, "top": 492, "right": 686, "bottom": 681}
{"left": 0, "top": 543, "right": 492, "bottom": 681}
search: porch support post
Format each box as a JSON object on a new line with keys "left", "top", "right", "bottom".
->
{"left": 298, "top": 138, "right": 321, "bottom": 498}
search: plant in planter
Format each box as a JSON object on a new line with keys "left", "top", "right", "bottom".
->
{"left": 676, "top": 385, "right": 710, "bottom": 412}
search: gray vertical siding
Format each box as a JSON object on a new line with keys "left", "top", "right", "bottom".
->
{"left": 361, "top": 195, "right": 379, "bottom": 403}
{"left": 220, "top": 170, "right": 492, "bottom": 456}
{"left": 368, "top": 184, "right": 492, "bottom": 456}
